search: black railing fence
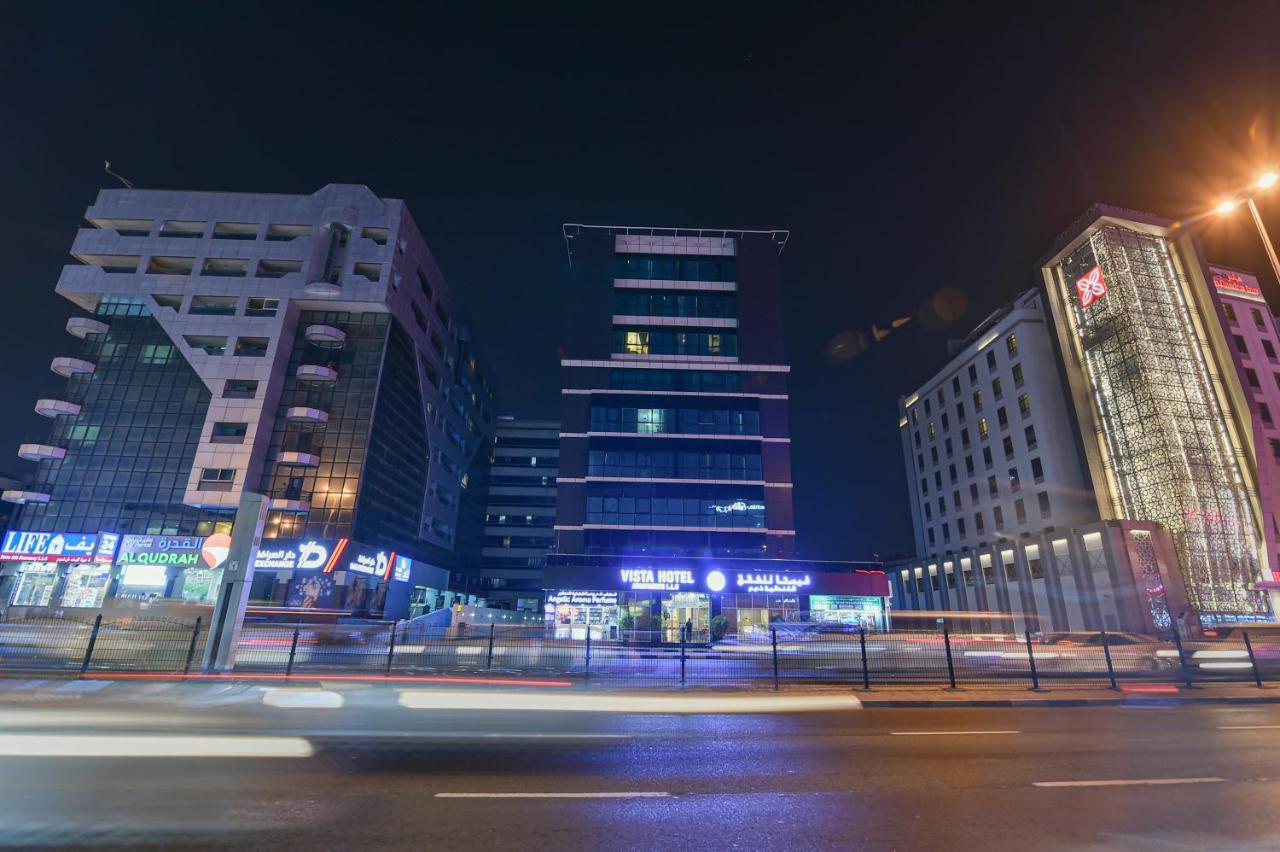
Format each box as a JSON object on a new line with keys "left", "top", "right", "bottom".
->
{"left": 0, "top": 610, "right": 1277, "bottom": 689}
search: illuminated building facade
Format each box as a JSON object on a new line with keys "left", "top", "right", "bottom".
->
{"left": 1039, "top": 206, "right": 1275, "bottom": 626}
{"left": 1, "top": 184, "right": 494, "bottom": 618}
{"left": 1204, "top": 265, "right": 1280, "bottom": 587}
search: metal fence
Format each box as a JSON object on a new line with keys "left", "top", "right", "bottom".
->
{"left": 1, "top": 611, "right": 1278, "bottom": 689}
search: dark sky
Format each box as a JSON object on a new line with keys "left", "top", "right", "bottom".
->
{"left": 3, "top": 3, "right": 1280, "bottom": 561}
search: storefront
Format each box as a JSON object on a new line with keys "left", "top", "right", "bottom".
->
{"left": 0, "top": 530, "right": 118, "bottom": 609}
{"left": 543, "top": 555, "right": 890, "bottom": 641}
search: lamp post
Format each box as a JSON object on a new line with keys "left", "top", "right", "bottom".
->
{"left": 1216, "top": 172, "right": 1280, "bottom": 286}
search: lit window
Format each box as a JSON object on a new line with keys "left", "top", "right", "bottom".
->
{"left": 139, "top": 344, "right": 173, "bottom": 365}
{"left": 1018, "top": 393, "right": 1031, "bottom": 416}
{"left": 1006, "top": 334, "right": 1018, "bottom": 355}
{"left": 928, "top": 420, "right": 936, "bottom": 438}
{"left": 977, "top": 417, "right": 988, "bottom": 438}
{"left": 625, "top": 331, "right": 649, "bottom": 354}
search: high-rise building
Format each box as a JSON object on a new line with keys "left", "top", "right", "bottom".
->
{"left": 1039, "top": 206, "right": 1275, "bottom": 626}
{"left": 553, "top": 225, "right": 795, "bottom": 558}
{"left": 1203, "top": 265, "right": 1280, "bottom": 583}
{"left": 1, "top": 184, "right": 494, "bottom": 618}
{"left": 546, "top": 225, "right": 891, "bottom": 641}
{"left": 893, "top": 289, "right": 1189, "bottom": 634}
{"left": 480, "top": 417, "right": 558, "bottom": 611}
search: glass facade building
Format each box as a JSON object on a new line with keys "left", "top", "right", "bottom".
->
{"left": 2, "top": 185, "right": 494, "bottom": 618}
{"left": 1040, "top": 206, "right": 1275, "bottom": 626}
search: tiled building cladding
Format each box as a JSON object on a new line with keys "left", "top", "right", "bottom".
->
{"left": 554, "top": 226, "right": 795, "bottom": 559}
{"left": 14, "top": 184, "right": 494, "bottom": 572}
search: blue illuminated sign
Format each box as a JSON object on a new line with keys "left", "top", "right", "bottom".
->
{"left": 0, "top": 530, "right": 98, "bottom": 563}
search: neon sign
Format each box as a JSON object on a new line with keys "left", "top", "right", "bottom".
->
{"left": 735, "top": 572, "right": 812, "bottom": 594}
{"left": 1212, "top": 271, "right": 1264, "bottom": 299}
{"left": 1076, "top": 266, "right": 1107, "bottom": 308}
{"left": 620, "top": 568, "right": 696, "bottom": 590}
{"left": 0, "top": 531, "right": 98, "bottom": 563}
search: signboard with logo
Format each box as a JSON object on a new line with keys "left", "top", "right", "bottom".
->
{"left": 117, "top": 534, "right": 231, "bottom": 569}
{"left": 1211, "top": 268, "right": 1266, "bottom": 302}
{"left": 253, "top": 539, "right": 335, "bottom": 571}
{"left": 1076, "top": 265, "right": 1107, "bottom": 308}
{"left": 545, "top": 559, "right": 891, "bottom": 598}
{"left": 0, "top": 531, "right": 98, "bottom": 563}
{"left": 619, "top": 568, "right": 697, "bottom": 591}
{"left": 546, "top": 590, "right": 620, "bottom": 607}
{"left": 732, "top": 571, "right": 813, "bottom": 594}
{"left": 252, "top": 538, "right": 412, "bottom": 583}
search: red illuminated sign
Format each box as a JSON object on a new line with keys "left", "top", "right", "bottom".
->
{"left": 1075, "top": 266, "right": 1107, "bottom": 308}
{"left": 1212, "top": 271, "right": 1263, "bottom": 298}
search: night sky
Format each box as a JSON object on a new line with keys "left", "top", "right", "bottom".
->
{"left": 3, "top": 4, "right": 1280, "bottom": 561}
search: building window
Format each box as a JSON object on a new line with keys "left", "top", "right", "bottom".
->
{"left": 925, "top": 504, "right": 933, "bottom": 521}
{"left": 624, "top": 330, "right": 649, "bottom": 354}
{"left": 942, "top": 523, "right": 951, "bottom": 542}
{"left": 1015, "top": 499, "right": 1027, "bottom": 524}
{"left": 914, "top": 431, "right": 921, "bottom": 448}
{"left": 1224, "top": 303, "right": 1237, "bottom": 323}
{"left": 246, "top": 297, "right": 280, "bottom": 317}
{"left": 139, "top": 344, "right": 174, "bottom": 365}
{"left": 1265, "top": 339, "right": 1278, "bottom": 361}
{"left": 257, "top": 259, "right": 302, "bottom": 279}
{"left": 956, "top": 401, "right": 966, "bottom": 423}
{"left": 1234, "top": 334, "right": 1250, "bottom": 355}
{"left": 1038, "top": 491, "right": 1052, "bottom": 517}
{"left": 189, "top": 295, "right": 238, "bottom": 315}
{"left": 199, "top": 468, "right": 236, "bottom": 490}
{"left": 965, "top": 456, "right": 975, "bottom": 475}
{"left": 1247, "top": 368, "right": 1261, "bottom": 388}
{"left": 941, "top": 413, "right": 950, "bottom": 431}
{"left": 234, "top": 337, "right": 269, "bottom": 357}
{"left": 960, "top": 428, "right": 970, "bottom": 448}
{"left": 938, "top": 496, "right": 946, "bottom": 514}
{"left": 973, "top": 390, "right": 983, "bottom": 412}
{"left": 917, "top": 453, "right": 924, "bottom": 468}
{"left": 968, "top": 364, "right": 978, "bottom": 383}
{"left": 928, "top": 420, "right": 936, "bottom": 438}
{"left": 952, "top": 376, "right": 961, "bottom": 394}
{"left": 992, "top": 377, "right": 1003, "bottom": 400}
{"left": 1003, "top": 435, "right": 1015, "bottom": 459}
{"left": 1253, "top": 308, "right": 1266, "bottom": 329}
{"left": 934, "top": 471, "right": 942, "bottom": 488}
{"left": 957, "top": 517, "right": 967, "bottom": 536}
{"left": 211, "top": 422, "right": 248, "bottom": 443}
{"left": 969, "top": 482, "right": 979, "bottom": 501}
{"left": 949, "top": 463, "right": 958, "bottom": 483}
{"left": 945, "top": 437, "right": 954, "bottom": 457}
{"left": 1031, "top": 457, "right": 1044, "bottom": 482}
{"left": 986, "top": 350, "right": 997, "bottom": 369}
{"left": 1025, "top": 424, "right": 1038, "bottom": 450}
{"left": 974, "top": 512, "right": 985, "bottom": 533}
{"left": 993, "top": 505, "right": 1004, "bottom": 527}
{"left": 1008, "top": 467, "right": 1021, "bottom": 493}
{"left": 925, "top": 399, "right": 932, "bottom": 416}
{"left": 988, "top": 475, "right": 999, "bottom": 497}
{"left": 997, "top": 407, "right": 1009, "bottom": 429}
{"left": 1012, "top": 363, "right": 1024, "bottom": 387}
{"left": 953, "top": 489, "right": 962, "bottom": 510}
{"left": 1018, "top": 393, "right": 1031, "bottom": 417}
{"left": 416, "top": 269, "right": 434, "bottom": 301}
{"left": 1270, "top": 438, "right": 1280, "bottom": 463}
{"left": 928, "top": 529, "right": 935, "bottom": 545}
{"left": 931, "top": 446, "right": 939, "bottom": 464}
{"left": 223, "top": 379, "right": 258, "bottom": 399}
{"left": 937, "top": 387, "right": 946, "bottom": 404}
{"left": 1261, "top": 403, "right": 1274, "bottom": 425}
{"left": 921, "top": 478, "right": 929, "bottom": 496}
{"left": 977, "top": 417, "right": 988, "bottom": 439}
{"left": 184, "top": 335, "right": 227, "bottom": 356}
{"left": 982, "top": 446, "right": 993, "bottom": 469}
{"left": 1006, "top": 334, "right": 1018, "bottom": 356}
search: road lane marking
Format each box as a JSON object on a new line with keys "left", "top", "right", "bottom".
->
{"left": 1218, "top": 725, "right": 1280, "bottom": 730}
{"left": 890, "top": 730, "right": 1020, "bottom": 736}
{"left": 1033, "top": 777, "right": 1224, "bottom": 788}
{"left": 435, "top": 792, "right": 669, "bottom": 799}
{"left": 0, "top": 734, "right": 314, "bottom": 758}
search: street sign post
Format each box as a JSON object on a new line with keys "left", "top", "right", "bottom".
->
{"left": 201, "top": 492, "right": 268, "bottom": 672}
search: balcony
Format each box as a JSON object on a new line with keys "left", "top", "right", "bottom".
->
{"left": 34, "top": 399, "right": 81, "bottom": 418}
{"left": 276, "top": 451, "right": 320, "bottom": 467}
{"left": 51, "top": 357, "right": 95, "bottom": 377}
{"left": 65, "top": 317, "right": 109, "bottom": 339}
{"left": 2, "top": 490, "right": 50, "bottom": 505}
{"left": 18, "top": 444, "right": 66, "bottom": 462}
{"left": 269, "top": 498, "right": 311, "bottom": 513}
{"left": 304, "top": 324, "right": 346, "bottom": 347}
{"left": 286, "top": 406, "right": 330, "bottom": 424}
{"left": 296, "top": 364, "right": 338, "bottom": 383}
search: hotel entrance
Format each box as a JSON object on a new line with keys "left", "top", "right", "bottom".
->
{"left": 663, "top": 591, "right": 710, "bottom": 642}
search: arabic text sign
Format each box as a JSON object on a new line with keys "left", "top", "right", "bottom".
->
{"left": 252, "top": 540, "right": 333, "bottom": 571}
{"left": 0, "top": 530, "right": 98, "bottom": 563}
{"left": 734, "top": 572, "right": 813, "bottom": 594}
{"left": 118, "top": 534, "right": 207, "bottom": 568}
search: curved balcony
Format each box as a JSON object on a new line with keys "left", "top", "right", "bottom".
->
{"left": 285, "top": 406, "right": 330, "bottom": 424}
{"left": 276, "top": 451, "right": 320, "bottom": 467}
{"left": 295, "top": 364, "right": 338, "bottom": 384}
{"left": 18, "top": 443, "right": 66, "bottom": 462}
{"left": 2, "top": 490, "right": 50, "bottom": 505}
{"left": 34, "top": 399, "right": 82, "bottom": 418}
{"left": 269, "top": 498, "right": 311, "bottom": 513}
{"left": 304, "top": 324, "right": 346, "bottom": 348}
{"left": 305, "top": 281, "right": 342, "bottom": 297}
{"left": 65, "top": 317, "right": 109, "bottom": 339}
{"left": 51, "top": 357, "right": 96, "bottom": 378}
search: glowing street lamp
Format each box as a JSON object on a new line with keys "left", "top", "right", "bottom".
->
{"left": 1213, "top": 172, "right": 1280, "bottom": 285}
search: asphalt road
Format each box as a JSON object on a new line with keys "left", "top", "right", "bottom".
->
{"left": 0, "top": 680, "right": 1277, "bottom": 850}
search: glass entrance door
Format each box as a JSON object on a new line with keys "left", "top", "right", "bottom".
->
{"left": 663, "top": 592, "right": 710, "bottom": 642}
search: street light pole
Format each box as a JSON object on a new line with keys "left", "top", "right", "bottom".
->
{"left": 1245, "top": 196, "right": 1280, "bottom": 287}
